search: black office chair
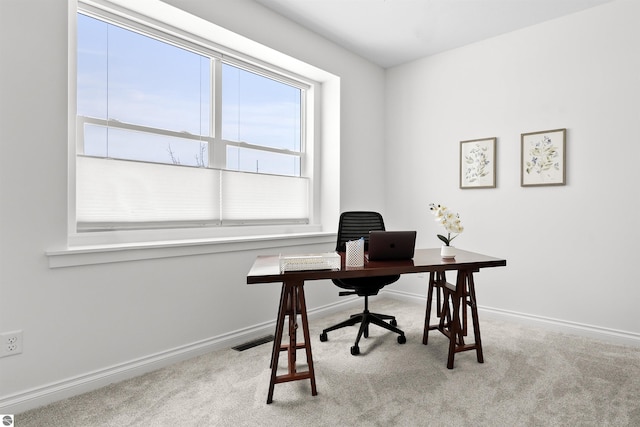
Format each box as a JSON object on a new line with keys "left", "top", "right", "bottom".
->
{"left": 319, "top": 211, "right": 406, "bottom": 355}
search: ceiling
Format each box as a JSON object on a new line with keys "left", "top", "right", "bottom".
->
{"left": 253, "top": 0, "right": 614, "bottom": 68}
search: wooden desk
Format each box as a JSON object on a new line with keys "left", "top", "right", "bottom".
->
{"left": 247, "top": 248, "right": 506, "bottom": 403}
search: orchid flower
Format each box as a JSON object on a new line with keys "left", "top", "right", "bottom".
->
{"left": 429, "top": 203, "right": 464, "bottom": 246}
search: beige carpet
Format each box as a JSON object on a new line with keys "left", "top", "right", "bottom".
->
{"left": 17, "top": 297, "right": 640, "bottom": 426}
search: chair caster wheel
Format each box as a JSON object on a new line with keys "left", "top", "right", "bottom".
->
{"left": 390, "top": 319, "right": 397, "bottom": 327}
{"left": 397, "top": 335, "right": 406, "bottom": 344}
{"left": 320, "top": 332, "right": 328, "bottom": 342}
{"left": 350, "top": 345, "right": 360, "bottom": 355}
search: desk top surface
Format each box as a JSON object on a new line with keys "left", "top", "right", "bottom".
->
{"left": 247, "top": 248, "right": 506, "bottom": 284}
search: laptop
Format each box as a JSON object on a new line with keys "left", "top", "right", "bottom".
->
{"left": 366, "top": 230, "right": 417, "bottom": 261}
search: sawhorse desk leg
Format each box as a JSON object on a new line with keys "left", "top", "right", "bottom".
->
{"left": 267, "top": 280, "right": 317, "bottom": 404}
{"left": 423, "top": 269, "right": 483, "bottom": 369}
{"left": 422, "top": 271, "right": 445, "bottom": 345}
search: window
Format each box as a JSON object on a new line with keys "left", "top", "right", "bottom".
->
{"left": 222, "top": 63, "right": 302, "bottom": 176}
{"left": 75, "top": 7, "right": 312, "bottom": 234}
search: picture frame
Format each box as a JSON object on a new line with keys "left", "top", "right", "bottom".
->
{"left": 521, "top": 128, "right": 566, "bottom": 186}
{"left": 460, "top": 137, "right": 496, "bottom": 189}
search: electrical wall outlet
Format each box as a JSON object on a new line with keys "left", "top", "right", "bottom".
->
{"left": 0, "top": 330, "right": 23, "bottom": 358}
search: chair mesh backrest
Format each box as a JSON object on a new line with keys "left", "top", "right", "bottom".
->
{"left": 335, "top": 211, "right": 386, "bottom": 252}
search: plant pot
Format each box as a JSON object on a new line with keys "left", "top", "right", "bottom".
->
{"left": 440, "top": 245, "right": 456, "bottom": 259}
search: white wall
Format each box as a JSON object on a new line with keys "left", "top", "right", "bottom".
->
{"left": 0, "top": 0, "right": 387, "bottom": 412}
{"left": 385, "top": 0, "right": 640, "bottom": 337}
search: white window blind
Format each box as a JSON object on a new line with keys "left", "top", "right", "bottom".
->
{"left": 76, "top": 157, "right": 221, "bottom": 227}
{"left": 76, "top": 156, "right": 309, "bottom": 229}
{"left": 221, "top": 171, "right": 309, "bottom": 222}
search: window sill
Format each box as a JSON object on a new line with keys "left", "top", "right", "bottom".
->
{"left": 46, "top": 232, "right": 336, "bottom": 268}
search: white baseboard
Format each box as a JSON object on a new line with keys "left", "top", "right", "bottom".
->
{"left": 477, "top": 305, "right": 640, "bottom": 348}
{"left": 1, "top": 322, "right": 274, "bottom": 414}
{"left": 383, "top": 289, "right": 640, "bottom": 348}
{"left": 4, "top": 291, "right": 637, "bottom": 414}
{"left": 0, "top": 298, "right": 362, "bottom": 415}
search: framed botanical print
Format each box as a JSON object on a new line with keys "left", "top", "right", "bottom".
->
{"left": 521, "top": 128, "right": 566, "bottom": 186}
{"left": 460, "top": 137, "right": 496, "bottom": 189}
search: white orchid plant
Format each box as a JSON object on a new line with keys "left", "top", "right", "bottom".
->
{"left": 429, "top": 203, "right": 464, "bottom": 246}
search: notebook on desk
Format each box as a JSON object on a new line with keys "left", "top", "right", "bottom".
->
{"left": 366, "top": 230, "right": 417, "bottom": 261}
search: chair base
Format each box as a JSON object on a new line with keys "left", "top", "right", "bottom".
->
{"left": 320, "top": 307, "right": 406, "bottom": 355}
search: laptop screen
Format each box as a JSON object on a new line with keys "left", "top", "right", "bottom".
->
{"left": 366, "top": 230, "right": 417, "bottom": 261}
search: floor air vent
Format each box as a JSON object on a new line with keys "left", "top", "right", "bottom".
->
{"left": 232, "top": 335, "right": 274, "bottom": 351}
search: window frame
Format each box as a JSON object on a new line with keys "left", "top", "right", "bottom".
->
{"left": 71, "top": 1, "right": 324, "bottom": 246}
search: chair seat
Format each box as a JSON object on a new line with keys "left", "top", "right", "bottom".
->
{"left": 332, "top": 275, "right": 400, "bottom": 297}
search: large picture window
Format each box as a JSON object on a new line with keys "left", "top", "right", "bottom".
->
{"left": 75, "top": 8, "right": 310, "bottom": 233}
